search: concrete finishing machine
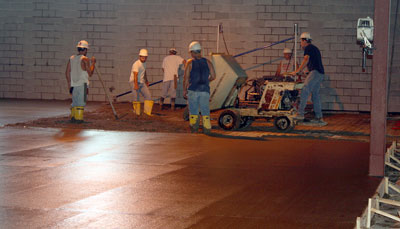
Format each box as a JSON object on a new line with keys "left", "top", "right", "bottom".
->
{"left": 184, "top": 53, "right": 303, "bottom": 132}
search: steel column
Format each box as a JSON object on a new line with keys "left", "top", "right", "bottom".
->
{"left": 369, "top": 0, "right": 391, "bottom": 176}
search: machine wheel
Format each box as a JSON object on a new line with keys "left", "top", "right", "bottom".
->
{"left": 274, "top": 116, "right": 293, "bottom": 132}
{"left": 183, "top": 106, "right": 189, "bottom": 121}
{"left": 239, "top": 116, "right": 254, "bottom": 129}
{"left": 218, "top": 109, "right": 241, "bottom": 130}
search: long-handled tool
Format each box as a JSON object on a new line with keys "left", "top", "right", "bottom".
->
{"left": 114, "top": 80, "right": 163, "bottom": 99}
{"left": 95, "top": 66, "right": 119, "bottom": 120}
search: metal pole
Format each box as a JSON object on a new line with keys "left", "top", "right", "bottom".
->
{"left": 234, "top": 37, "right": 294, "bottom": 58}
{"left": 294, "top": 23, "right": 298, "bottom": 70}
{"left": 95, "top": 67, "right": 119, "bottom": 120}
{"left": 369, "top": 0, "right": 391, "bottom": 176}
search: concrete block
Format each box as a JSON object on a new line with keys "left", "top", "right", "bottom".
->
{"left": 271, "top": 28, "right": 286, "bottom": 35}
{"left": 359, "top": 89, "right": 371, "bottom": 97}
{"left": 351, "top": 81, "right": 367, "bottom": 89}
{"left": 336, "top": 81, "right": 352, "bottom": 88}
{"left": 358, "top": 104, "right": 370, "bottom": 111}
{"left": 194, "top": 4, "right": 209, "bottom": 12}
{"left": 295, "top": 5, "right": 309, "bottom": 13}
{"left": 264, "top": 6, "right": 280, "bottom": 12}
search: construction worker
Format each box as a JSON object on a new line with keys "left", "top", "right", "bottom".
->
{"left": 275, "top": 48, "right": 299, "bottom": 80}
{"left": 290, "top": 32, "right": 327, "bottom": 126}
{"left": 183, "top": 41, "right": 216, "bottom": 134}
{"left": 65, "top": 40, "right": 96, "bottom": 123}
{"left": 129, "top": 49, "right": 153, "bottom": 116}
{"left": 160, "top": 48, "right": 186, "bottom": 110}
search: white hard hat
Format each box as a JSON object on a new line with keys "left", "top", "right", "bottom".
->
{"left": 283, "top": 48, "right": 292, "bottom": 54}
{"left": 139, "top": 49, "right": 148, "bottom": 56}
{"left": 189, "top": 41, "right": 201, "bottom": 52}
{"left": 300, "top": 32, "right": 312, "bottom": 40}
{"left": 76, "top": 40, "right": 89, "bottom": 49}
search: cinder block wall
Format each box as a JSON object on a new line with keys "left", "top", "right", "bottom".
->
{"left": 1, "top": 0, "right": 398, "bottom": 112}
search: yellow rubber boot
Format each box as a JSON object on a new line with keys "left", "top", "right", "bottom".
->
{"left": 144, "top": 100, "right": 154, "bottom": 116}
{"left": 132, "top": 102, "right": 141, "bottom": 115}
{"left": 74, "top": 106, "right": 84, "bottom": 123}
{"left": 189, "top": 115, "right": 199, "bottom": 133}
{"left": 70, "top": 107, "right": 76, "bottom": 121}
{"left": 202, "top": 116, "right": 212, "bottom": 134}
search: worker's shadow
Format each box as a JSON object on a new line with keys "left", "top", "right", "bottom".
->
{"left": 321, "top": 74, "right": 344, "bottom": 110}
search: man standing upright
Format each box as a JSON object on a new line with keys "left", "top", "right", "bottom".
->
{"left": 161, "top": 48, "right": 186, "bottom": 110}
{"left": 290, "top": 32, "right": 327, "bottom": 126}
{"left": 65, "top": 40, "right": 96, "bottom": 123}
{"left": 183, "top": 41, "right": 216, "bottom": 134}
{"left": 129, "top": 49, "right": 153, "bottom": 116}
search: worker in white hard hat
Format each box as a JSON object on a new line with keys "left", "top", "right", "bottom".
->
{"left": 160, "top": 48, "right": 186, "bottom": 110}
{"left": 65, "top": 40, "right": 96, "bottom": 123}
{"left": 275, "top": 48, "right": 299, "bottom": 80}
{"left": 183, "top": 41, "right": 216, "bottom": 134}
{"left": 129, "top": 48, "right": 153, "bottom": 116}
{"left": 290, "top": 32, "right": 327, "bottom": 126}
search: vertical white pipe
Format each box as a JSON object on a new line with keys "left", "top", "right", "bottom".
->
{"left": 217, "top": 24, "right": 220, "bottom": 53}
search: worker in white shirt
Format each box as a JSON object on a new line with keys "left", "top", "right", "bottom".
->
{"left": 160, "top": 48, "right": 186, "bottom": 110}
{"left": 275, "top": 48, "right": 299, "bottom": 81}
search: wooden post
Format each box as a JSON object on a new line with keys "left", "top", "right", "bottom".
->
{"left": 369, "top": 0, "right": 391, "bottom": 176}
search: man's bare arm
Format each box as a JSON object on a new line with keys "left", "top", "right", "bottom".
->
{"left": 183, "top": 59, "right": 192, "bottom": 97}
{"left": 206, "top": 59, "right": 216, "bottom": 81}
{"left": 291, "top": 55, "right": 309, "bottom": 75}
{"left": 65, "top": 60, "right": 71, "bottom": 89}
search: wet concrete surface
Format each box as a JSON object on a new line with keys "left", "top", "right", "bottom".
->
{"left": 0, "top": 99, "right": 100, "bottom": 127}
{"left": 0, "top": 127, "right": 380, "bottom": 228}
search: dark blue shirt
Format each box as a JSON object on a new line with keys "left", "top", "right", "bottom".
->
{"left": 188, "top": 58, "right": 210, "bottom": 93}
{"left": 304, "top": 44, "right": 324, "bottom": 74}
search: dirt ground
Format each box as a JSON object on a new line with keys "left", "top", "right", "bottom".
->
{"left": 9, "top": 102, "right": 191, "bottom": 133}
{"left": 7, "top": 101, "right": 400, "bottom": 142}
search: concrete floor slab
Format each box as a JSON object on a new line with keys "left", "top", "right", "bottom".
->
{"left": 0, "top": 127, "right": 380, "bottom": 228}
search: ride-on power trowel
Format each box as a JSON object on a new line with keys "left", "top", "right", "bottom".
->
{"left": 183, "top": 53, "right": 304, "bottom": 132}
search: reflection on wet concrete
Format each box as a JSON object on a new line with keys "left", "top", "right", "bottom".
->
{"left": 53, "top": 129, "right": 86, "bottom": 142}
{"left": 0, "top": 127, "right": 380, "bottom": 228}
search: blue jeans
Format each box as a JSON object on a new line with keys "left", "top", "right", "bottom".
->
{"left": 131, "top": 83, "right": 151, "bottom": 101}
{"left": 71, "top": 84, "right": 87, "bottom": 107}
{"left": 298, "top": 70, "right": 324, "bottom": 118}
{"left": 188, "top": 90, "right": 210, "bottom": 116}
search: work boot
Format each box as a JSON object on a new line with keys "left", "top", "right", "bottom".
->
{"left": 74, "top": 106, "right": 84, "bottom": 124}
{"left": 70, "top": 107, "right": 76, "bottom": 122}
{"left": 171, "top": 98, "right": 176, "bottom": 111}
{"left": 132, "top": 102, "right": 141, "bottom": 115}
{"left": 202, "top": 115, "right": 212, "bottom": 135}
{"left": 189, "top": 115, "right": 199, "bottom": 133}
{"left": 311, "top": 117, "right": 327, "bottom": 126}
{"left": 159, "top": 97, "right": 164, "bottom": 110}
{"left": 144, "top": 100, "right": 154, "bottom": 116}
